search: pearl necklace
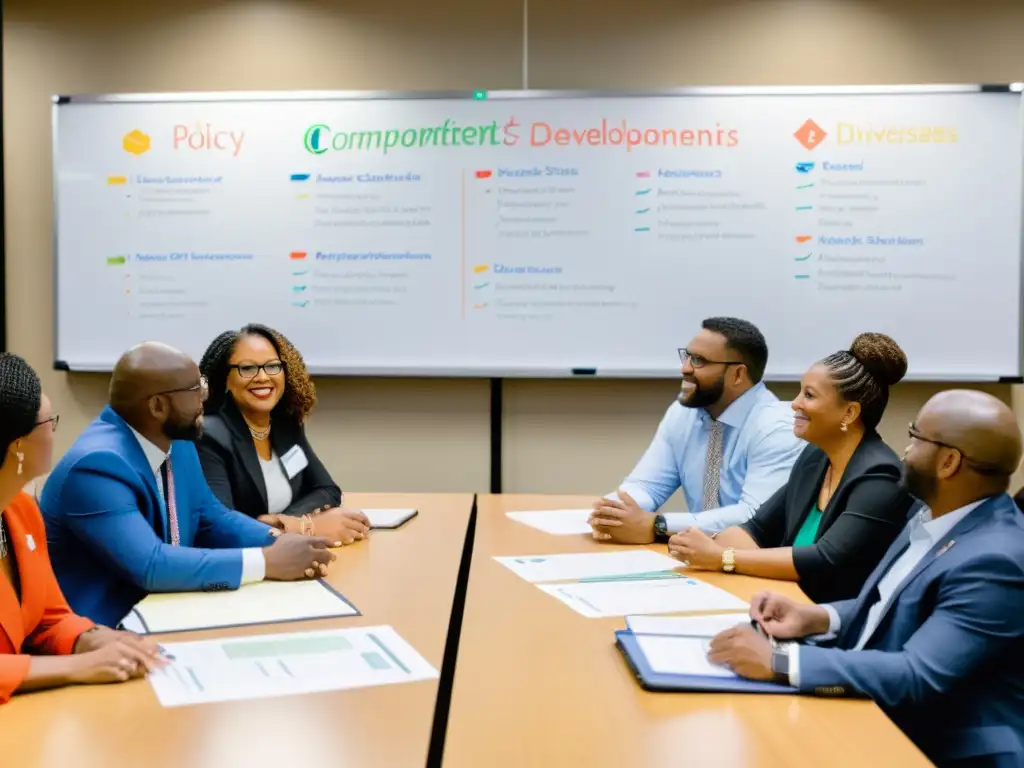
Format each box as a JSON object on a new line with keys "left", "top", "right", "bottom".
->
{"left": 248, "top": 421, "right": 271, "bottom": 441}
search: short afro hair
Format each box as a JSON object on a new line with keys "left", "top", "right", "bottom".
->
{"left": 0, "top": 353, "right": 43, "bottom": 463}
{"left": 701, "top": 317, "right": 769, "bottom": 383}
{"left": 199, "top": 324, "right": 317, "bottom": 422}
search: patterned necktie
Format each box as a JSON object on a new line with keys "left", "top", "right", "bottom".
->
{"left": 159, "top": 458, "right": 181, "bottom": 546}
{"left": 701, "top": 420, "right": 725, "bottom": 511}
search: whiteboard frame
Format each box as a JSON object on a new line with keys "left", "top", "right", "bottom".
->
{"left": 51, "top": 84, "right": 1024, "bottom": 382}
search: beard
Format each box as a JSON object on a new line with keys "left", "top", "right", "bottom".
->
{"left": 163, "top": 411, "right": 204, "bottom": 442}
{"left": 678, "top": 373, "right": 726, "bottom": 410}
{"left": 900, "top": 462, "right": 937, "bottom": 502}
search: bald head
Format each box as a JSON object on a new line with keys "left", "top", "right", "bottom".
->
{"left": 110, "top": 341, "right": 197, "bottom": 407}
{"left": 109, "top": 342, "right": 207, "bottom": 446}
{"left": 916, "top": 390, "right": 1022, "bottom": 477}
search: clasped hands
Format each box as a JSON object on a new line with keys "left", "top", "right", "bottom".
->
{"left": 259, "top": 505, "right": 370, "bottom": 547}
{"left": 586, "top": 489, "right": 724, "bottom": 570}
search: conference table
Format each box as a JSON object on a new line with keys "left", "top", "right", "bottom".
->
{"left": 442, "top": 494, "right": 930, "bottom": 767}
{"left": 0, "top": 493, "right": 474, "bottom": 768}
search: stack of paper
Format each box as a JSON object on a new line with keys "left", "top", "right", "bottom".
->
{"left": 505, "top": 509, "right": 593, "bottom": 535}
{"left": 494, "top": 550, "right": 680, "bottom": 583}
{"left": 538, "top": 578, "right": 748, "bottom": 618}
{"left": 625, "top": 613, "right": 750, "bottom": 636}
{"left": 493, "top": 550, "right": 748, "bottom": 618}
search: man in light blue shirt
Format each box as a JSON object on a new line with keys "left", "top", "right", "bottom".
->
{"left": 589, "top": 317, "right": 803, "bottom": 543}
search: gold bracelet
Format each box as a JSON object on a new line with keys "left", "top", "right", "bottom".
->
{"left": 301, "top": 514, "right": 312, "bottom": 536}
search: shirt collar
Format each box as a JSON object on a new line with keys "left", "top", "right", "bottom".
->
{"left": 700, "top": 381, "right": 767, "bottom": 429}
{"left": 128, "top": 425, "right": 169, "bottom": 473}
{"left": 913, "top": 499, "right": 986, "bottom": 545}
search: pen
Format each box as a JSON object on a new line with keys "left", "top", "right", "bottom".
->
{"left": 750, "top": 619, "right": 777, "bottom": 648}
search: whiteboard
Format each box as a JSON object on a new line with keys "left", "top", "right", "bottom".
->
{"left": 52, "top": 86, "right": 1024, "bottom": 380}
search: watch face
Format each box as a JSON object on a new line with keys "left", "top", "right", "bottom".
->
{"left": 654, "top": 515, "right": 667, "bottom": 537}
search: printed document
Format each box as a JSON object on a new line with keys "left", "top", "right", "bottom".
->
{"left": 149, "top": 625, "right": 438, "bottom": 707}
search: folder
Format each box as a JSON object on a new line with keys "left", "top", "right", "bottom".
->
{"left": 121, "top": 579, "right": 359, "bottom": 635}
{"left": 615, "top": 630, "right": 796, "bottom": 694}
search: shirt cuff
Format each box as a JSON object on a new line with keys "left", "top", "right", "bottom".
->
{"left": 787, "top": 642, "right": 801, "bottom": 687}
{"left": 240, "top": 548, "right": 266, "bottom": 584}
{"left": 810, "top": 604, "right": 842, "bottom": 642}
{"left": 663, "top": 512, "right": 699, "bottom": 534}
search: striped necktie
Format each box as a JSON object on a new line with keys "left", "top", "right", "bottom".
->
{"left": 701, "top": 420, "right": 725, "bottom": 511}
{"left": 159, "top": 458, "right": 181, "bottom": 546}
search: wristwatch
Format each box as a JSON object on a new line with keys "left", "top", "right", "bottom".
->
{"left": 721, "top": 547, "right": 736, "bottom": 572}
{"left": 770, "top": 644, "right": 791, "bottom": 685}
{"left": 653, "top": 513, "right": 669, "bottom": 543}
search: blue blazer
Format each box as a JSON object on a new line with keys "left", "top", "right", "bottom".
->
{"left": 798, "top": 493, "right": 1024, "bottom": 766}
{"left": 40, "top": 406, "right": 275, "bottom": 627}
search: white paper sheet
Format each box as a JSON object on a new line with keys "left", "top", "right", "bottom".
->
{"left": 364, "top": 508, "right": 418, "bottom": 528}
{"left": 626, "top": 613, "right": 751, "bottom": 637}
{"left": 148, "top": 625, "right": 439, "bottom": 707}
{"left": 635, "top": 634, "right": 737, "bottom": 678}
{"left": 537, "top": 577, "right": 748, "bottom": 618}
{"left": 505, "top": 510, "right": 593, "bottom": 535}
{"left": 493, "top": 550, "right": 680, "bottom": 583}
{"left": 124, "top": 579, "right": 357, "bottom": 634}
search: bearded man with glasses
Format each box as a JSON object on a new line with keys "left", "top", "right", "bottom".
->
{"left": 589, "top": 317, "right": 804, "bottom": 544}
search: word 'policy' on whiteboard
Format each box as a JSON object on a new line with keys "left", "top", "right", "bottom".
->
{"left": 53, "top": 86, "right": 1023, "bottom": 379}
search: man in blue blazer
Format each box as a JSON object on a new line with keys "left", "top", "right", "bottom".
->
{"left": 708, "top": 390, "right": 1024, "bottom": 767}
{"left": 41, "top": 342, "right": 336, "bottom": 627}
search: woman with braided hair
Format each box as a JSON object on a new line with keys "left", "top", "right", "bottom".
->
{"left": 0, "top": 353, "right": 165, "bottom": 703}
{"left": 668, "top": 333, "right": 917, "bottom": 603}
{"left": 197, "top": 324, "right": 369, "bottom": 546}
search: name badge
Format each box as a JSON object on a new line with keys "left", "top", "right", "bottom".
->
{"left": 280, "top": 445, "right": 309, "bottom": 479}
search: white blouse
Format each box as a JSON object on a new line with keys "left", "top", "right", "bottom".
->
{"left": 260, "top": 452, "right": 294, "bottom": 515}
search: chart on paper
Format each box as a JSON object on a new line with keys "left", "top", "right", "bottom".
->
{"left": 148, "top": 626, "right": 438, "bottom": 707}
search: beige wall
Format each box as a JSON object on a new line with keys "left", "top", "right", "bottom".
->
{"left": 5, "top": 0, "right": 1023, "bottom": 500}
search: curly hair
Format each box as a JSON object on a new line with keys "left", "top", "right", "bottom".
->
{"left": 199, "top": 324, "right": 317, "bottom": 422}
{"left": 820, "top": 332, "right": 908, "bottom": 430}
{"left": 0, "top": 353, "right": 43, "bottom": 463}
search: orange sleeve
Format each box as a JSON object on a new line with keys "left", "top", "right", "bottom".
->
{"left": 19, "top": 497, "right": 94, "bottom": 656}
{"left": 0, "top": 655, "right": 32, "bottom": 705}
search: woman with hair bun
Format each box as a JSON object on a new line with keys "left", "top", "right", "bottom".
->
{"left": 669, "top": 333, "right": 916, "bottom": 603}
{"left": 0, "top": 353, "right": 165, "bottom": 704}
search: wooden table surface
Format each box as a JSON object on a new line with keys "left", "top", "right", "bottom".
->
{"left": 0, "top": 493, "right": 474, "bottom": 768}
{"left": 442, "top": 494, "right": 929, "bottom": 768}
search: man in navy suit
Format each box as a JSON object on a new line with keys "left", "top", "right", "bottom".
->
{"left": 709, "top": 390, "right": 1024, "bottom": 767}
{"left": 41, "top": 342, "right": 336, "bottom": 626}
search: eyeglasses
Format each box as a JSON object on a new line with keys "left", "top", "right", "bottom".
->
{"left": 35, "top": 414, "right": 59, "bottom": 432}
{"left": 230, "top": 361, "right": 284, "bottom": 379}
{"left": 150, "top": 376, "right": 209, "bottom": 401}
{"left": 907, "top": 423, "right": 1005, "bottom": 476}
{"left": 678, "top": 348, "right": 743, "bottom": 369}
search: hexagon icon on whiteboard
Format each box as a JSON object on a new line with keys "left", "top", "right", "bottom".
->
{"left": 123, "top": 129, "right": 151, "bottom": 155}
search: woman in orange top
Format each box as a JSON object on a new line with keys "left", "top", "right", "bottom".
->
{"left": 0, "top": 353, "right": 165, "bottom": 704}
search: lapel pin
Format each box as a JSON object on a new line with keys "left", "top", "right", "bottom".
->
{"left": 936, "top": 539, "right": 955, "bottom": 557}
{"left": 25, "top": 534, "right": 36, "bottom": 551}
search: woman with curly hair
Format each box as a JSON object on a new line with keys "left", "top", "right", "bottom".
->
{"left": 197, "top": 324, "right": 369, "bottom": 546}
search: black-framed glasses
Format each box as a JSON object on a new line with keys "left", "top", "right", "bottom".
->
{"left": 908, "top": 423, "right": 1004, "bottom": 475}
{"left": 151, "top": 376, "right": 208, "bottom": 401}
{"left": 230, "top": 361, "right": 284, "bottom": 379}
{"left": 35, "top": 414, "right": 59, "bottom": 432}
{"left": 678, "top": 348, "right": 743, "bottom": 369}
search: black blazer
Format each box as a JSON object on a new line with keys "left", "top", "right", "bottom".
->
{"left": 740, "top": 431, "right": 914, "bottom": 604}
{"left": 196, "top": 398, "right": 342, "bottom": 520}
